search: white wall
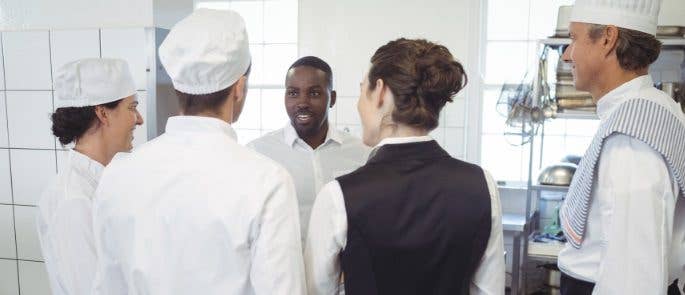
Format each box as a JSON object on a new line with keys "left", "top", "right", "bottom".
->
{"left": 299, "top": 0, "right": 481, "bottom": 159}
{"left": 0, "top": 0, "right": 153, "bottom": 30}
{"left": 0, "top": 0, "right": 193, "bottom": 31}
{"left": 0, "top": 28, "right": 153, "bottom": 295}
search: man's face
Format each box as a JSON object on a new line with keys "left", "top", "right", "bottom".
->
{"left": 285, "top": 66, "right": 335, "bottom": 138}
{"left": 563, "top": 22, "right": 605, "bottom": 92}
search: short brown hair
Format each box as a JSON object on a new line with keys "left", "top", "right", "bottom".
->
{"left": 368, "top": 38, "right": 467, "bottom": 131}
{"left": 588, "top": 24, "right": 662, "bottom": 71}
{"left": 175, "top": 64, "right": 251, "bottom": 115}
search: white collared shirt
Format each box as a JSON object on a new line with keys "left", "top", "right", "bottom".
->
{"left": 92, "top": 116, "right": 306, "bottom": 295}
{"left": 304, "top": 135, "right": 506, "bottom": 295}
{"left": 37, "top": 149, "right": 104, "bottom": 295}
{"left": 558, "top": 75, "right": 685, "bottom": 294}
{"left": 247, "top": 123, "right": 370, "bottom": 238}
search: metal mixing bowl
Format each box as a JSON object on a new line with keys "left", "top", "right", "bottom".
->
{"left": 538, "top": 163, "right": 578, "bottom": 186}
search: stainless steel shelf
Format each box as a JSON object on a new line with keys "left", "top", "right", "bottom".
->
{"left": 541, "top": 37, "right": 685, "bottom": 47}
{"left": 552, "top": 111, "right": 599, "bottom": 120}
{"left": 530, "top": 184, "right": 570, "bottom": 192}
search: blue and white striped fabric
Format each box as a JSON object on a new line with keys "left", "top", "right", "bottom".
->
{"left": 560, "top": 98, "right": 685, "bottom": 249}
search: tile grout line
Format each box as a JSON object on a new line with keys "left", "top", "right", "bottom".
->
{"left": 1, "top": 32, "right": 22, "bottom": 295}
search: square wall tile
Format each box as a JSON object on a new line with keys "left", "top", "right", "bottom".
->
{"left": 263, "top": 44, "right": 297, "bottom": 85}
{"left": 232, "top": 1, "right": 264, "bottom": 44}
{"left": 264, "top": 0, "right": 298, "bottom": 43}
{"left": 18, "top": 260, "right": 51, "bottom": 295}
{"left": 6, "top": 91, "right": 54, "bottom": 149}
{"left": 444, "top": 98, "right": 466, "bottom": 127}
{"left": 248, "top": 45, "right": 264, "bottom": 86}
{"left": 50, "top": 29, "right": 100, "bottom": 83}
{"left": 0, "top": 149, "right": 12, "bottom": 204}
{"left": 0, "top": 92, "right": 9, "bottom": 147}
{"left": 10, "top": 149, "right": 56, "bottom": 206}
{"left": 430, "top": 127, "right": 446, "bottom": 146}
{"left": 261, "top": 89, "right": 289, "bottom": 130}
{"left": 0, "top": 259, "right": 19, "bottom": 295}
{"left": 15, "top": 206, "right": 42, "bottom": 261}
{"left": 100, "top": 28, "right": 148, "bottom": 90}
{"left": 0, "top": 205, "right": 16, "bottom": 259}
{"left": 234, "top": 89, "right": 262, "bottom": 130}
{"left": 444, "top": 127, "right": 465, "bottom": 158}
{"left": 132, "top": 91, "right": 148, "bottom": 148}
{"left": 2, "top": 31, "right": 52, "bottom": 90}
{"left": 0, "top": 34, "right": 5, "bottom": 90}
{"left": 336, "top": 97, "right": 360, "bottom": 125}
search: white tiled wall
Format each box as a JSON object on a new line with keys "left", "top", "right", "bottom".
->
{"left": 0, "top": 28, "right": 151, "bottom": 295}
{"left": 0, "top": 259, "right": 19, "bottom": 295}
{"left": 6, "top": 91, "right": 55, "bottom": 149}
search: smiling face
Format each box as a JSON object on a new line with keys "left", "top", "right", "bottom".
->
{"left": 101, "top": 95, "right": 144, "bottom": 151}
{"left": 562, "top": 22, "right": 606, "bottom": 93}
{"left": 284, "top": 65, "right": 335, "bottom": 139}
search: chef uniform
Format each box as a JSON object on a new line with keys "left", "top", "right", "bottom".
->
{"left": 91, "top": 9, "right": 305, "bottom": 295}
{"left": 304, "top": 136, "right": 505, "bottom": 295}
{"left": 37, "top": 58, "right": 138, "bottom": 295}
{"left": 247, "top": 123, "right": 370, "bottom": 239}
{"left": 558, "top": 2, "right": 685, "bottom": 294}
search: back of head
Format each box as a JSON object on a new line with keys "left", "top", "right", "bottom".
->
{"left": 368, "top": 38, "right": 467, "bottom": 131}
{"left": 159, "top": 9, "right": 252, "bottom": 115}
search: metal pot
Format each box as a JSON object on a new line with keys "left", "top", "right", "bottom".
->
{"left": 538, "top": 163, "right": 577, "bottom": 186}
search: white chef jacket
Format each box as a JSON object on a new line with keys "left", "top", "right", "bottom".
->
{"left": 558, "top": 75, "right": 685, "bottom": 294}
{"left": 37, "top": 149, "right": 104, "bottom": 295}
{"left": 304, "top": 136, "right": 506, "bottom": 295}
{"left": 247, "top": 123, "right": 370, "bottom": 238}
{"left": 91, "top": 116, "right": 305, "bottom": 295}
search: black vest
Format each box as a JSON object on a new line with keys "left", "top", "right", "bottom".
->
{"left": 337, "top": 140, "right": 492, "bottom": 295}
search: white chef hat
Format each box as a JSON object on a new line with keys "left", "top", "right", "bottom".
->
{"left": 570, "top": 0, "right": 661, "bottom": 35}
{"left": 54, "top": 58, "right": 137, "bottom": 108}
{"left": 159, "top": 8, "right": 251, "bottom": 95}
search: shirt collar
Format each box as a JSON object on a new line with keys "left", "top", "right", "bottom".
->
{"left": 283, "top": 122, "right": 343, "bottom": 148}
{"left": 596, "top": 75, "right": 654, "bottom": 121}
{"left": 165, "top": 116, "right": 237, "bottom": 140}
{"left": 69, "top": 149, "right": 105, "bottom": 187}
{"left": 368, "top": 135, "right": 434, "bottom": 159}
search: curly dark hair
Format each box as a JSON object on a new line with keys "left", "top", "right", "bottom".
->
{"left": 368, "top": 38, "right": 468, "bottom": 131}
{"left": 51, "top": 99, "right": 122, "bottom": 145}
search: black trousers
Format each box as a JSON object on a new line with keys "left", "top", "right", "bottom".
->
{"left": 561, "top": 273, "right": 682, "bottom": 295}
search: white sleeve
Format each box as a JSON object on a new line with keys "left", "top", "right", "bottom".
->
{"left": 250, "top": 168, "right": 306, "bottom": 295}
{"left": 470, "top": 170, "right": 506, "bottom": 295}
{"left": 304, "top": 181, "right": 348, "bottom": 295}
{"left": 592, "top": 135, "right": 678, "bottom": 295}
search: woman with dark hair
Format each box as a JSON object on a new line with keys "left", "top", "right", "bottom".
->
{"left": 304, "top": 38, "right": 505, "bottom": 295}
{"left": 36, "top": 58, "right": 143, "bottom": 295}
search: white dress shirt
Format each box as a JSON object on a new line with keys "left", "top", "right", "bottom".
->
{"left": 92, "top": 116, "right": 305, "bottom": 295}
{"left": 304, "top": 136, "right": 506, "bottom": 295}
{"left": 558, "top": 75, "right": 685, "bottom": 294}
{"left": 247, "top": 123, "right": 370, "bottom": 238}
{"left": 37, "top": 150, "right": 104, "bottom": 295}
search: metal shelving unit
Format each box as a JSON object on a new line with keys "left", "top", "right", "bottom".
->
{"left": 507, "top": 36, "right": 685, "bottom": 295}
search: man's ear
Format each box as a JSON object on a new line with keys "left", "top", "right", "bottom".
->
{"left": 602, "top": 25, "right": 620, "bottom": 58}
{"left": 330, "top": 90, "right": 337, "bottom": 108}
